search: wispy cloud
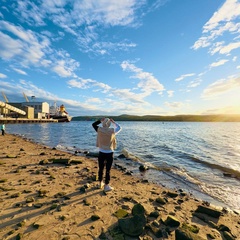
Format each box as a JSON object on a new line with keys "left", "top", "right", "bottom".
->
{"left": 165, "top": 101, "right": 183, "bottom": 108}
{"left": 111, "top": 88, "right": 146, "bottom": 104}
{"left": 192, "top": 0, "right": 240, "bottom": 55}
{"left": 0, "top": 20, "right": 50, "bottom": 65}
{"left": 0, "top": 79, "right": 96, "bottom": 112}
{"left": 0, "top": 20, "right": 81, "bottom": 78}
{"left": 187, "top": 78, "right": 202, "bottom": 88}
{"left": 202, "top": 75, "right": 240, "bottom": 99}
{"left": 68, "top": 78, "right": 96, "bottom": 89}
{"left": 52, "top": 59, "right": 79, "bottom": 78}
{"left": 0, "top": 73, "right": 7, "bottom": 78}
{"left": 167, "top": 90, "right": 174, "bottom": 97}
{"left": 175, "top": 73, "right": 195, "bottom": 82}
{"left": 86, "top": 98, "right": 102, "bottom": 104}
{"left": 12, "top": 68, "right": 27, "bottom": 75}
{"left": 121, "top": 61, "right": 165, "bottom": 94}
{"left": 209, "top": 59, "right": 229, "bottom": 68}
{"left": 8, "top": 0, "right": 148, "bottom": 55}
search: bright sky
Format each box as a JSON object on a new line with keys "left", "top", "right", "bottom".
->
{"left": 0, "top": 0, "right": 240, "bottom": 117}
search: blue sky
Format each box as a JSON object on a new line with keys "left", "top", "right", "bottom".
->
{"left": 0, "top": 0, "right": 240, "bottom": 117}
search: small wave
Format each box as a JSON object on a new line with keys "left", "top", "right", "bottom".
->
{"left": 152, "top": 143, "right": 174, "bottom": 153}
{"left": 55, "top": 144, "right": 82, "bottom": 153}
{"left": 120, "top": 148, "right": 202, "bottom": 189}
{"left": 121, "top": 148, "right": 145, "bottom": 163}
{"left": 171, "top": 167, "right": 202, "bottom": 186}
{"left": 189, "top": 156, "right": 240, "bottom": 179}
{"left": 200, "top": 183, "right": 240, "bottom": 211}
{"left": 55, "top": 144, "right": 69, "bottom": 151}
{"left": 143, "top": 154, "right": 155, "bottom": 159}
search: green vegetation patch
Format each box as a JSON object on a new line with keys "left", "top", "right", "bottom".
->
{"left": 182, "top": 223, "right": 200, "bottom": 233}
{"left": 114, "top": 209, "right": 128, "bottom": 219}
{"left": 6, "top": 155, "right": 17, "bottom": 158}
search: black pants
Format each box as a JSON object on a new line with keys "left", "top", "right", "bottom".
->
{"left": 98, "top": 151, "right": 113, "bottom": 184}
{"left": 1, "top": 130, "right": 4, "bottom": 136}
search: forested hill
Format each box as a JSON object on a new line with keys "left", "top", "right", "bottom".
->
{"left": 72, "top": 114, "right": 240, "bottom": 122}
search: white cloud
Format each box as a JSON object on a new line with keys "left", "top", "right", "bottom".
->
{"left": 0, "top": 32, "right": 23, "bottom": 59}
{"left": 203, "top": 0, "right": 240, "bottom": 32}
{"left": 0, "top": 20, "right": 50, "bottom": 65}
{"left": 0, "top": 73, "right": 7, "bottom": 78}
{"left": 9, "top": 0, "right": 144, "bottom": 55}
{"left": 71, "top": 0, "right": 142, "bottom": 27}
{"left": 93, "top": 82, "right": 112, "bottom": 93}
{"left": 165, "top": 101, "right": 183, "bottom": 108}
{"left": 112, "top": 88, "right": 146, "bottom": 104}
{"left": 202, "top": 76, "right": 240, "bottom": 99}
{"left": 16, "top": 0, "right": 46, "bottom": 26}
{"left": 218, "top": 41, "right": 240, "bottom": 54}
{"left": 68, "top": 78, "right": 95, "bottom": 89}
{"left": 209, "top": 59, "right": 229, "bottom": 68}
{"left": 12, "top": 68, "right": 27, "bottom": 75}
{"left": 121, "top": 61, "right": 165, "bottom": 94}
{"left": 167, "top": 90, "right": 174, "bottom": 97}
{"left": 88, "top": 40, "right": 137, "bottom": 55}
{"left": 192, "top": 0, "right": 240, "bottom": 54}
{"left": 0, "top": 79, "right": 95, "bottom": 112}
{"left": 52, "top": 58, "right": 79, "bottom": 78}
{"left": 175, "top": 73, "right": 195, "bottom": 82}
{"left": 86, "top": 98, "right": 102, "bottom": 104}
{"left": 187, "top": 78, "right": 202, "bottom": 88}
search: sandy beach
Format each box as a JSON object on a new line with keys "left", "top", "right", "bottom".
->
{"left": 0, "top": 134, "right": 239, "bottom": 240}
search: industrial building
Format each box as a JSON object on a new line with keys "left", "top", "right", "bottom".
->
{"left": 0, "top": 92, "right": 57, "bottom": 123}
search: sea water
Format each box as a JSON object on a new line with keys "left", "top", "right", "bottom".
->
{"left": 6, "top": 121, "right": 240, "bottom": 211}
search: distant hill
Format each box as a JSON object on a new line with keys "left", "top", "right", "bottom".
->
{"left": 72, "top": 114, "right": 240, "bottom": 122}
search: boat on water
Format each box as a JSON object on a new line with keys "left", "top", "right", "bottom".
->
{"left": 49, "top": 103, "right": 72, "bottom": 122}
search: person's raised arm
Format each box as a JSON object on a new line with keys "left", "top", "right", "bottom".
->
{"left": 92, "top": 119, "right": 101, "bottom": 132}
{"left": 110, "top": 119, "right": 122, "bottom": 134}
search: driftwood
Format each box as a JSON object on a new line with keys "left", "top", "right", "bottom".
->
{"left": 195, "top": 205, "right": 221, "bottom": 218}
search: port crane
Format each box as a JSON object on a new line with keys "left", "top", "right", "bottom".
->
{"left": 1, "top": 91, "right": 9, "bottom": 102}
{"left": 23, "top": 92, "right": 29, "bottom": 102}
{"left": 0, "top": 92, "right": 26, "bottom": 116}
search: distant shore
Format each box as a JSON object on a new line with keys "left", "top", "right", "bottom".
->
{"left": 72, "top": 114, "right": 240, "bottom": 122}
{"left": 0, "top": 134, "right": 239, "bottom": 239}
{"left": 1, "top": 114, "right": 240, "bottom": 124}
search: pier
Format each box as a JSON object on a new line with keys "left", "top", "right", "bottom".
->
{"left": 0, "top": 117, "right": 58, "bottom": 124}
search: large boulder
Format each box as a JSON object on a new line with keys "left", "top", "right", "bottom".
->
{"left": 175, "top": 228, "right": 205, "bottom": 240}
{"left": 195, "top": 205, "right": 221, "bottom": 218}
{"left": 132, "top": 203, "right": 145, "bottom": 216}
{"left": 118, "top": 214, "right": 146, "bottom": 237}
{"left": 164, "top": 215, "right": 180, "bottom": 228}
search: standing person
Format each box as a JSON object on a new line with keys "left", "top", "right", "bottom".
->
{"left": 1, "top": 123, "right": 5, "bottom": 136}
{"left": 92, "top": 118, "right": 122, "bottom": 192}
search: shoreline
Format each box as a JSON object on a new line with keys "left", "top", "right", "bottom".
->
{"left": 0, "top": 134, "right": 239, "bottom": 239}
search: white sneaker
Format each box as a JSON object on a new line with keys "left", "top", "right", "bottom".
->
{"left": 104, "top": 184, "right": 114, "bottom": 192}
{"left": 98, "top": 181, "right": 104, "bottom": 189}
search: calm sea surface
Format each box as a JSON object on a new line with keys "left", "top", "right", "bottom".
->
{"left": 5, "top": 121, "right": 240, "bottom": 211}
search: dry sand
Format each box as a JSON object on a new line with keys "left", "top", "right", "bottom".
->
{"left": 0, "top": 134, "right": 239, "bottom": 240}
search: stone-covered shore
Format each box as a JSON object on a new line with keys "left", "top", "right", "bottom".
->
{"left": 0, "top": 134, "right": 239, "bottom": 240}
